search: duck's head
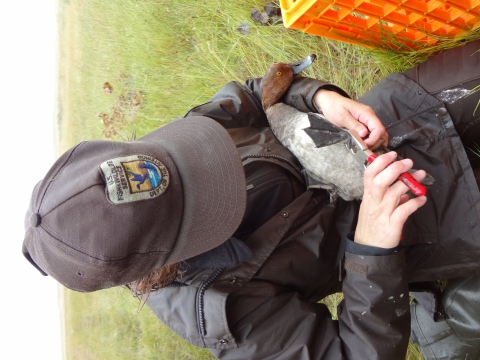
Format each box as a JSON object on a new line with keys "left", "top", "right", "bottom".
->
{"left": 262, "top": 54, "right": 316, "bottom": 111}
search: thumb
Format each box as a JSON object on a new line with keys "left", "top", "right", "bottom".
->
{"left": 341, "top": 110, "right": 369, "bottom": 138}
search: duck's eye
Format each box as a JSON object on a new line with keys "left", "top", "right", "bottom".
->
{"left": 276, "top": 71, "right": 282, "bottom": 76}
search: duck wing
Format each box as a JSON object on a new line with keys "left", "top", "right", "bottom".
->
{"left": 303, "top": 113, "right": 349, "bottom": 148}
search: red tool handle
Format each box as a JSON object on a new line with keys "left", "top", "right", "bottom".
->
{"left": 367, "top": 154, "right": 427, "bottom": 197}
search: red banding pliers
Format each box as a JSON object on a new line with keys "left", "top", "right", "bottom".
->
{"left": 346, "top": 129, "right": 427, "bottom": 197}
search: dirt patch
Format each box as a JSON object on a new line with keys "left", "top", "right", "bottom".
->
{"left": 98, "top": 75, "right": 143, "bottom": 141}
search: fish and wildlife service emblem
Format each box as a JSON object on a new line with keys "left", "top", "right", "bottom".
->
{"left": 100, "top": 155, "right": 170, "bottom": 204}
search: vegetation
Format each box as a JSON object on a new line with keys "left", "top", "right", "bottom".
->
{"left": 63, "top": 287, "right": 214, "bottom": 359}
{"left": 58, "top": 0, "right": 479, "bottom": 358}
{"left": 57, "top": 0, "right": 403, "bottom": 152}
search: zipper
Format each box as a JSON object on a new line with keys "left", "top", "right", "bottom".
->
{"left": 197, "top": 268, "right": 224, "bottom": 337}
{"left": 194, "top": 154, "right": 300, "bottom": 339}
{"left": 241, "top": 154, "right": 303, "bottom": 178}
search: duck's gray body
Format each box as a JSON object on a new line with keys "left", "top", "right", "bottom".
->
{"left": 266, "top": 103, "right": 365, "bottom": 201}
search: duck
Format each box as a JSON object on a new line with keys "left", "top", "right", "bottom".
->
{"left": 261, "top": 55, "right": 433, "bottom": 201}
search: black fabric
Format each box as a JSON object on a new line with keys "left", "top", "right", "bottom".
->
{"left": 345, "top": 232, "right": 401, "bottom": 256}
{"left": 402, "top": 39, "right": 480, "bottom": 149}
{"left": 181, "top": 237, "right": 253, "bottom": 274}
{"left": 358, "top": 72, "right": 480, "bottom": 281}
{"left": 182, "top": 161, "right": 297, "bottom": 273}
{"left": 235, "top": 161, "right": 296, "bottom": 239}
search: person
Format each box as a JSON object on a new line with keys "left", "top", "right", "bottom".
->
{"left": 22, "top": 40, "right": 480, "bottom": 359}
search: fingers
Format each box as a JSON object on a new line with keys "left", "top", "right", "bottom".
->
{"left": 377, "top": 167, "right": 427, "bottom": 203}
{"left": 341, "top": 109, "right": 388, "bottom": 150}
{"left": 313, "top": 89, "right": 388, "bottom": 149}
{"left": 398, "top": 194, "right": 410, "bottom": 206}
{"left": 363, "top": 152, "right": 399, "bottom": 202}
{"left": 391, "top": 195, "right": 427, "bottom": 227}
{"left": 341, "top": 111, "right": 370, "bottom": 138}
{"left": 364, "top": 154, "right": 427, "bottom": 220}
{"left": 356, "top": 155, "right": 427, "bottom": 248}
{"left": 373, "top": 159, "right": 413, "bottom": 190}
{"left": 367, "top": 129, "right": 388, "bottom": 150}
{"left": 389, "top": 168, "right": 427, "bottom": 233}
{"left": 364, "top": 153, "right": 428, "bottom": 205}
{"left": 353, "top": 104, "right": 388, "bottom": 149}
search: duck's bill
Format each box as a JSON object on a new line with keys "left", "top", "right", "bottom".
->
{"left": 289, "top": 54, "right": 316, "bottom": 76}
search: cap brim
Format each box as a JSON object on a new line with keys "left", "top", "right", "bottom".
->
{"left": 140, "top": 116, "right": 247, "bottom": 264}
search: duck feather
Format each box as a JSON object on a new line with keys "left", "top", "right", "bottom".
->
{"left": 262, "top": 57, "right": 434, "bottom": 202}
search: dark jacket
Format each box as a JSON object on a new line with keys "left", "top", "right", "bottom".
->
{"left": 146, "top": 75, "right": 480, "bottom": 359}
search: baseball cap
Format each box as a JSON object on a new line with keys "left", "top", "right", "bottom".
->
{"left": 22, "top": 116, "right": 246, "bottom": 292}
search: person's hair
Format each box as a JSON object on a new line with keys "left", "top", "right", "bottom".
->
{"left": 126, "top": 262, "right": 182, "bottom": 300}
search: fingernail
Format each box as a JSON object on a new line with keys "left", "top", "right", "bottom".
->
{"left": 401, "top": 159, "right": 413, "bottom": 166}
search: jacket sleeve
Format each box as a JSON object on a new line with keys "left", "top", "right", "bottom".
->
{"left": 212, "top": 250, "right": 410, "bottom": 360}
{"left": 338, "top": 250, "right": 410, "bottom": 359}
{"left": 183, "top": 77, "right": 349, "bottom": 129}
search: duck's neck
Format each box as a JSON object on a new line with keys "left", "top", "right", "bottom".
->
{"left": 261, "top": 63, "right": 295, "bottom": 111}
{"left": 262, "top": 86, "right": 288, "bottom": 111}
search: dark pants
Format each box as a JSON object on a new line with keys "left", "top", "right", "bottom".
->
{"left": 402, "top": 40, "right": 480, "bottom": 360}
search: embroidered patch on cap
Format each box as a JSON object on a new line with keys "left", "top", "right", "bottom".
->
{"left": 100, "top": 154, "right": 170, "bottom": 204}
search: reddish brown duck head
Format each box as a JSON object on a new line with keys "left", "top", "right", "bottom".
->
{"left": 262, "top": 54, "right": 316, "bottom": 111}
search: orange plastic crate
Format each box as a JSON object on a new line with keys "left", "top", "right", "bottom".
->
{"left": 280, "top": 0, "right": 480, "bottom": 48}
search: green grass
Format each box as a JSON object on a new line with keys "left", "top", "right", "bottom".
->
{"left": 57, "top": 0, "right": 399, "bottom": 153}
{"left": 63, "top": 287, "right": 214, "bottom": 359}
{"left": 57, "top": 0, "right": 479, "bottom": 358}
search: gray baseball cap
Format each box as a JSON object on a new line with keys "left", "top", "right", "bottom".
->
{"left": 23, "top": 116, "right": 246, "bottom": 292}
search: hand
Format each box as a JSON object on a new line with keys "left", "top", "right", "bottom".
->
{"left": 313, "top": 89, "right": 387, "bottom": 150}
{"left": 355, "top": 152, "right": 427, "bottom": 248}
